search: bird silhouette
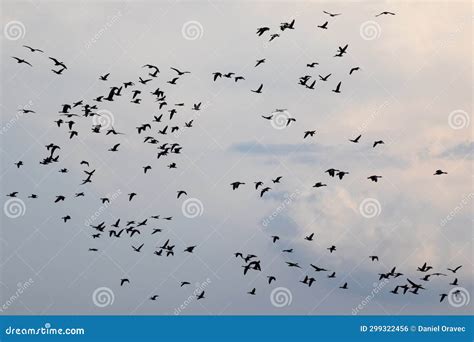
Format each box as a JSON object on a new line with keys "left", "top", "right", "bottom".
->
{"left": 23, "top": 45, "right": 44, "bottom": 53}
{"left": 231, "top": 181, "right": 245, "bottom": 190}
{"left": 177, "top": 190, "right": 187, "bottom": 199}
{"left": 170, "top": 67, "right": 190, "bottom": 75}
{"left": 251, "top": 84, "right": 263, "bottom": 94}
{"left": 256, "top": 27, "right": 270, "bottom": 36}
{"left": 349, "top": 67, "right": 360, "bottom": 75}
{"left": 323, "top": 10, "right": 341, "bottom": 17}
{"left": 447, "top": 265, "right": 462, "bottom": 273}
{"left": 373, "top": 140, "right": 384, "bottom": 148}
{"left": 375, "top": 11, "right": 396, "bottom": 17}
{"left": 260, "top": 187, "right": 271, "bottom": 197}
{"left": 368, "top": 175, "right": 382, "bottom": 182}
{"left": 349, "top": 134, "right": 361, "bottom": 143}
{"left": 318, "top": 21, "right": 328, "bottom": 29}
{"left": 12, "top": 57, "right": 32, "bottom": 66}
{"left": 255, "top": 59, "right": 266, "bottom": 67}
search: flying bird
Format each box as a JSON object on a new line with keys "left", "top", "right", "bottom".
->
{"left": 349, "top": 134, "right": 361, "bottom": 143}
{"left": 23, "top": 45, "right": 44, "bottom": 53}
{"left": 251, "top": 84, "right": 263, "bottom": 94}
{"left": 373, "top": 140, "right": 385, "bottom": 148}
{"left": 12, "top": 57, "right": 32, "bottom": 66}
{"left": 375, "top": 11, "right": 396, "bottom": 17}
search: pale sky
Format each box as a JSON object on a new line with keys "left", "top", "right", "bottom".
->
{"left": 0, "top": 0, "right": 472, "bottom": 315}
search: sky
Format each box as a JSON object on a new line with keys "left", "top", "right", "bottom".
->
{"left": 0, "top": 0, "right": 472, "bottom": 315}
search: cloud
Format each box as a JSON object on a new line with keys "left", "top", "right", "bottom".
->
{"left": 438, "top": 141, "right": 473, "bottom": 160}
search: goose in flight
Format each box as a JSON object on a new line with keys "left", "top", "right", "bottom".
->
{"left": 49, "top": 57, "right": 67, "bottom": 69}
{"left": 269, "top": 33, "right": 279, "bottom": 41}
{"left": 367, "top": 175, "right": 382, "bottom": 182}
{"left": 373, "top": 140, "right": 384, "bottom": 148}
{"left": 251, "top": 84, "right": 263, "bottom": 94}
{"left": 230, "top": 181, "right": 245, "bottom": 190}
{"left": 349, "top": 67, "right": 360, "bottom": 75}
{"left": 260, "top": 187, "right": 271, "bottom": 197}
{"left": 319, "top": 73, "right": 331, "bottom": 81}
{"left": 375, "top": 11, "right": 396, "bottom": 17}
{"left": 23, "top": 45, "right": 44, "bottom": 53}
{"left": 272, "top": 176, "right": 282, "bottom": 183}
{"left": 12, "top": 57, "right": 32, "bottom": 66}
{"left": 349, "top": 134, "right": 361, "bottom": 143}
{"left": 177, "top": 190, "right": 187, "bottom": 199}
{"left": 323, "top": 10, "right": 341, "bottom": 17}
{"left": 99, "top": 73, "right": 110, "bottom": 81}
{"left": 447, "top": 265, "right": 462, "bottom": 273}
{"left": 334, "top": 44, "right": 348, "bottom": 57}
{"left": 170, "top": 67, "right": 190, "bottom": 75}
{"left": 317, "top": 21, "right": 328, "bottom": 30}
{"left": 255, "top": 59, "right": 266, "bottom": 67}
{"left": 256, "top": 27, "right": 270, "bottom": 36}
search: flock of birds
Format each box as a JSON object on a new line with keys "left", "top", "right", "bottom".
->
{"left": 6, "top": 9, "right": 464, "bottom": 309}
